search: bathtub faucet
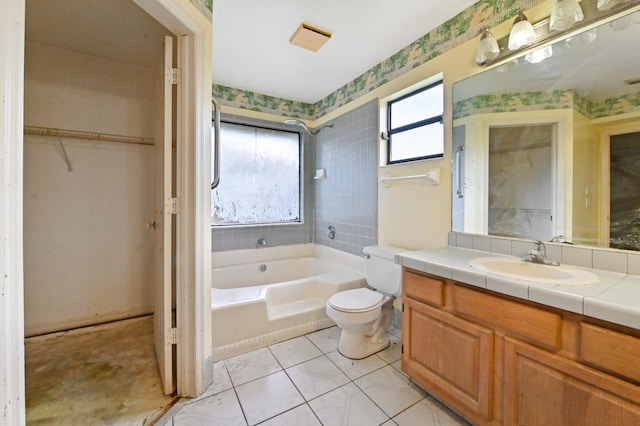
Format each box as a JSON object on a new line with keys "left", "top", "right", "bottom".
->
{"left": 256, "top": 237, "right": 267, "bottom": 248}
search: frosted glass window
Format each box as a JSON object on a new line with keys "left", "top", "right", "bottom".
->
{"left": 212, "top": 122, "right": 300, "bottom": 226}
{"left": 387, "top": 80, "right": 444, "bottom": 164}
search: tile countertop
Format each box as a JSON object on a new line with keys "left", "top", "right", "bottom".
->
{"left": 396, "top": 247, "right": 640, "bottom": 331}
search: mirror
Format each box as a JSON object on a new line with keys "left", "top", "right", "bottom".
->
{"left": 452, "top": 6, "right": 640, "bottom": 250}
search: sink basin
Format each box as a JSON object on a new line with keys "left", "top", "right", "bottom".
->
{"left": 469, "top": 257, "right": 598, "bottom": 286}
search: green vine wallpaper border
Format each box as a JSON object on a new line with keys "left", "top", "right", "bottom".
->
{"left": 453, "top": 89, "right": 640, "bottom": 121}
{"left": 212, "top": 0, "right": 544, "bottom": 120}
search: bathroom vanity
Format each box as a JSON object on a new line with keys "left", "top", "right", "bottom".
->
{"left": 398, "top": 248, "right": 640, "bottom": 425}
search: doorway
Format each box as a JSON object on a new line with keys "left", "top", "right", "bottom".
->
{"left": 487, "top": 124, "right": 555, "bottom": 240}
{"left": 609, "top": 131, "right": 640, "bottom": 251}
{"left": 23, "top": 0, "right": 178, "bottom": 421}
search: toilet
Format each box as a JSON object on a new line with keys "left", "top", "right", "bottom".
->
{"left": 326, "top": 245, "right": 406, "bottom": 359}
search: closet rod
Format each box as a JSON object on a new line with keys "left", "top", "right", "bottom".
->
{"left": 24, "top": 125, "right": 154, "bottom": 146}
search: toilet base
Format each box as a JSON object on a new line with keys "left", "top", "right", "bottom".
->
{"left": 337, "top": 329, "right": 390, "bottom": 360}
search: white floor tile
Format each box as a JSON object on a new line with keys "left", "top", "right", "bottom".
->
{"left": 394, "top": 397, "right": 469, "bottom": 425}
{"left": 308, "top": 382, "right": 389, "bottom": 426}
{"left": 235, "top": 371, "right": 304, "bottom": 425}
{"left": 286, "top": 356, "right": 350, "bottom": 400}
{"left": 225, "top": 347, "right": 282, "bottom": 386}
{"left": 306, "top": 326, "right": 341, "bottom": 353}
{"left": 173, "top": 389, "right": 247, "bottom": 426}
{"left": 326, "top": 350, "right": 386, "bottom": 380}
{"left": 390, "top": 360, "right": 407, "bottom": 377}
{"left": 376, "top": 333, "right": 402, "bottom": 364}
{"left": 382, "top": 420, "right": 398, "bottom": 426}
{"left": 190, "top": 361, "right": 233, "bottom": 403}
{"left": 355, "top": 365, "right": 426, "bottom": 417}
{"left": 388, "top": 327, "right": 402, "bottom": 339}
{"left": 269, "top": 336, "right": 323, "bottom": 368}
{"left": 258, "top": 404, "right": 321, "bottom": 426}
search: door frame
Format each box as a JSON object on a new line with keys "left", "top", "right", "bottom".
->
{"left": 0, "top": 0, "right": 211, "bottom": 421}
{"left": 463, "top": 110, "right": 569, "bottom": 238}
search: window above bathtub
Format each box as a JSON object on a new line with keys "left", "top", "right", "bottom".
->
{"left": 212, "top": 122, "right": 301, "bottom": 226}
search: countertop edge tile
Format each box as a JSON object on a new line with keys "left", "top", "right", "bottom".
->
{"left": 528, "top": 284, "right": 585, "bottom": 315}
{"left": 486, "top": 275, "right": 530, "bottom": 299}
{"left": 583, "top": 297, "right": 640, "bottom": 330}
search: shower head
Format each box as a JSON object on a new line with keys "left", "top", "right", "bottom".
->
{"left": 284, "top": 119, "right": 333, "bottom": 135}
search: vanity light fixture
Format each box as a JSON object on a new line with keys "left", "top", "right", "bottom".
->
{"left": 475, "top": 28, "right": 500, "bottom": 65}
{"left": 508, "top": 10, "right": 537, "bottom": 50}
{"left": 550, "top": 0, "right": 584, "bottom": 31}
{"left": 475, "top": 1, "right": 637, "bottom": 67}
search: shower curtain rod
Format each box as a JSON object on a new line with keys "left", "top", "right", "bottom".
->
{"left": 24, "top": 125, "right": 155, "bottom": 146}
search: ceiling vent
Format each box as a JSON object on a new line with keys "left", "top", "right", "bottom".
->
{"left": 289, "top": 23, "right": 331, "bottom": 52}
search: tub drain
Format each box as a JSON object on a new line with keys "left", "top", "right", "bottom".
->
{"left": 258, "top": 264, "right": 267, "bottom": 272}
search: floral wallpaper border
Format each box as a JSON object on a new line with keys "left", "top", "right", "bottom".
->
{"left": 212, "top": 0, "right": 544, "bottom": 120}
{"left": 453, "top": 89, "right": 640, "bottom": 120}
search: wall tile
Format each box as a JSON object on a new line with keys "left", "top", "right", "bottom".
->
{"left": 313, "top": 100, "right": 379, "bottom": 256}
{"left": 561, "top": 246, "right": 593, "bottom": 269}
{"left": 593, "top": 249, "right": 627, "bottom": 274}
{"left": 490, "top": 237, "right": 512, "bottom": 255}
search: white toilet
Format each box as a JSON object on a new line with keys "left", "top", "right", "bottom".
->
{"left": 326, "top": 245, "right": 406, "bottom": 359}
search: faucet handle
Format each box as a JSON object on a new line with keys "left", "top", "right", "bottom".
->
{"left": 533, "top": 240, "right": 548, "bottom": 258}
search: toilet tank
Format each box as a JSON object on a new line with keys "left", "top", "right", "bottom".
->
{"left": 363, "top": 245, "right": 408, "bottom": 297}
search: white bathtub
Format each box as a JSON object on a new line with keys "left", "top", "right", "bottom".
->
{"left": 211, "top": 245, "right": 366, "bottom": 359}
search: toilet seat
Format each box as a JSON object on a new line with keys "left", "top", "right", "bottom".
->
{"left": 328, "top": 288, "right": 383, "bottom": 313}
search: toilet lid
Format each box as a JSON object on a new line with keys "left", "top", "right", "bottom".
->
{"left": 328, "top": 288, "right": 384, "bottom": 312}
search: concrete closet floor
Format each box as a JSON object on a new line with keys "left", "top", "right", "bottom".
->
{"left": 25, "top": 316, "right": 177, "bottom": 425}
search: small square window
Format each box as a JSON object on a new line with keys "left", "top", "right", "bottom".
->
{"left": 387, "top": 80, "right": 444, "bottom": 164}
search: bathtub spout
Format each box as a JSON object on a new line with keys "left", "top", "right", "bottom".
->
{"left": 256, "top": 238, "right": 267, "bottom": 248}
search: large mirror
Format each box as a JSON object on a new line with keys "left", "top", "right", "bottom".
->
{"left": 452, "top": 5, "right": 640, "bottom": 250}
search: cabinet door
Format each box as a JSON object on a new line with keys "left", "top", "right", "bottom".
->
{"left": 403, "top": 298, "right": 493, "bottom": 422}
{"left": 504, "top": 337, "right": 640, "bottom": 426}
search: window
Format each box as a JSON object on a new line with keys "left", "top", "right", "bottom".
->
{"left": 386, "top": 80, "right": 444, "bottom": 164}
{"left": 212, "top": 122, "right": 300, "bottom": 226}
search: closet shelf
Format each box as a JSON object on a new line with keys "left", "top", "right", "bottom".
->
{"left": 24, "top": 125, "right": 154, "bottom": 146}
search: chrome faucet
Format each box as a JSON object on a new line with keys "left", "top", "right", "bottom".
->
{"left": 256, "top": 237, "right": 267, "bottom": 248}
{"left": 522, "top": 240, "right": 559, "bottom": 266}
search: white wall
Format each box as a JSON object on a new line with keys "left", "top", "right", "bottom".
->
{"left": 23, "top": 42, "right": 159, "bottom": 336}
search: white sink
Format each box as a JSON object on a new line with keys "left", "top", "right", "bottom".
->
{"left": 469, "top": 257, "right": 598, "bottom": 286}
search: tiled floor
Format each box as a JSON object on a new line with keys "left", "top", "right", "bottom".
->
{"left": 161, "top": 326, "right": 470, "bottom": 426}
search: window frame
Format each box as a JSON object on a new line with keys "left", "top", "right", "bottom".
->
{"left": 211, "top": 120, "right": 303, "bottom": 227}
{"left": 386, "top": 79, "right": 444, "bottom": 164}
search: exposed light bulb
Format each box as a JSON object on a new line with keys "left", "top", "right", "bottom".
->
{"left": 475, "top": 28, "right": 500, "bottom": 65}
{"left": 597, "top": 0, "right": 631, "bottom": 11}
{"left": 550, "top": 0, "right": 584, "bottom": 31}
{"left": 525, "top": 46, "right": 553, "bottom": 64}
{"left": 508, "top": 11, "right": 536, "bottom": 50}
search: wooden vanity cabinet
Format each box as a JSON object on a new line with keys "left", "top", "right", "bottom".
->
{"left": 403, "top": 296, "right": 493, "bottom": 422}
{"left": 401, "top": 268, "right": 640, "bottom": 425}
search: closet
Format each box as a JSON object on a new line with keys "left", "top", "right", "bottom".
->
{"left": 23, "top": 0, "right": 172, "bottom": 337}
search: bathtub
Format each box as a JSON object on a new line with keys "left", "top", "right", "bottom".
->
{"left": 211, "top": 245, "right": 366, "bottom": 359}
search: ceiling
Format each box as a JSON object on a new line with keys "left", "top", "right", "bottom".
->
{"left": 25, "top": 0, "right": 171, "bottom": 69}
{"left": 211, "top": 0, "right": 478, "bottom": 104}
